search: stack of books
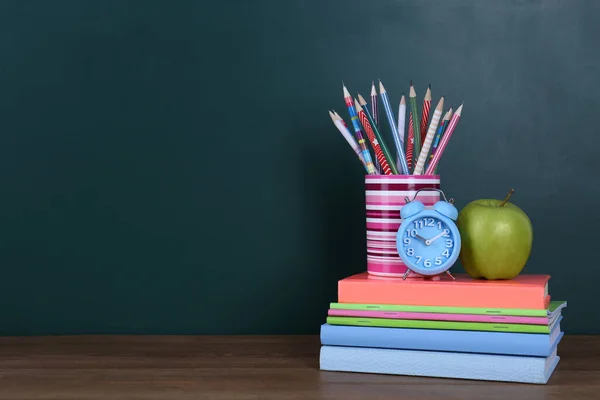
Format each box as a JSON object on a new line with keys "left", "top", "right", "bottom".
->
{"left": 319, "top": 272, "right": 566, "bottom": 384}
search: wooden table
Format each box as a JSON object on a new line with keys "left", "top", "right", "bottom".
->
{"left": 0, "top": 335, "right": 598, "bottom": 399}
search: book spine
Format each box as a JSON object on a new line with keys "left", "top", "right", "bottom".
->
{"left": 319, "top": 346, "right": 558, "bottom": 384}
{"left": 320, "top": 324, "right": 557, "bottom": 357}
{"left": 338, "top": 281, "right": 547, "bottom": 309}
{"left": 328, "top": 302, "right": 549, "bottom": 317}
{"left": 326, "top": 316, "right": 551, "bottom": 333}
{"left": 327, "top": 309, "right": 550, "bottom": 325}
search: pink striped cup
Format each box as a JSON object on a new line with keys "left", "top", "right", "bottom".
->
{"left": 365, "top": 174, "right": 441, "bottom": 278}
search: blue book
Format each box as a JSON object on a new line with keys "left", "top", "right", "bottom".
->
{"left": 320, "top": 316, "right": 563, "bottom": 357}
{"left": 319, "top": 345, "right": 560, "bottom": 384}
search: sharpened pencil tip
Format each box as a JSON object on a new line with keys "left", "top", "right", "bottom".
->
{"left": 357, "top": 93, "right": 367, "bottom": 105}
{"left": 428, "top": 83, "right": 431, "bottom": 88}
{"left": 342, "top": 84, "right": 351, "bottom": 98}
{"left": 410, "top": 79, "right": 413, "bottom": 86}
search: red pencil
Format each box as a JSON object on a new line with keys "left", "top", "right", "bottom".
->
{"left": 406, "top": 113, "right": 415, "bottom": 171}
{"left": 420, "top": 84, "right": 432, "bottom": 145}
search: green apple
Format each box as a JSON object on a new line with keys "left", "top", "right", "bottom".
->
{"left": 457, "top": 189, "right": 533, "bottom": 280}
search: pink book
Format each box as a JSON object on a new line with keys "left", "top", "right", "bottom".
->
{"left": 327, "top": 308, "right": 563, "bottom": 325}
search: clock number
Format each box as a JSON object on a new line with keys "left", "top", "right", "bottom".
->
{"left": 406, "top": 229, "right": 417, "bottom": 237}
{"left": 437, "top": 221, "right": 442, "bottom": 230}
{"left": 415, "top": 256, "right": 422, "bottom": 264}
{"left": 435, "top": 257, "right": 442, "bottom": 265}
{"left": 407, "top": 248, "right": 414, "bottom": 256}
{"left": 424, "top": 259, "right": 431, "bottom": 267}
{"left": 425, "top": 218, "right": 435, "bottom": 227}
{"left": 443, "top": 229, "right": 450, "bottom": 237}
{"left": 403, "top": 237, "right": 411, "bottom": 246}
{"left": 414, "top": 220, "right": 424, "bottom": 229}
{"left": 442, "top": 249, "right": 450, "bottom": 257}
{"left": 445, "top": 239, "right": 453, "bottom": 248}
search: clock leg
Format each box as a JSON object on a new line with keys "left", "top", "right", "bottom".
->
{"left": 445, "top": 270, "right": 456, "bottom": 280}
{"left": 402, "top": 269, "right": 411, "bottom": 280}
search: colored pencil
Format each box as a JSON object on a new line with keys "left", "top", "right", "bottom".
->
{"left": 409, "top": 81, "right": 421, "bottom": 168}
{"left": 333, "top": 109, "right": 348, "bottom": 128}
{"left": 357, "top": 94, "right": 399, "bottom": 174}
{"left": 427, "top": 107, "right": 452, "bottom": 172}
{"left": 334, "top": 109, "right": 362, "bottom": 159}
{"left": 397, "top": 94, "right": 406, "bottom": 155}
{"left": 433, "top": 106, "right": 454, "bottom": 174}
{"left": 329, "top": 111, "right": 369, "bottom": 172}
{"left": 370, "top": 82, "right": 382, "bottom": 174}
{"left": 343, "top": 84, "right": 377, "bottom": 175}
{"left": 354, "top": 99, "right": 393, "bottom": 175}
{"left": 371, "top": 82, "right": 379, "bottom": 127}
{"left": 442, "top": 108, "right": 453, "bottom": 134}
{"left": 334, "top": 110, "right": 378, "bottom": 174}
{"left": 425, "top": 103, "right": 463, "bottom": 175}
{"left": 406, "top": 112, "right": 414, "bottom": 171}
{"left": 379, "top": 80, "right": 409, "bottom": 174}
{"left": 419, "top": 85, "right": 432, "bottom": 145}
{"left": 413, "top": 95, "right": 444, "bottom": 175}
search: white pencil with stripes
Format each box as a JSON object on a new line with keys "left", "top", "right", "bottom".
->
{"left": 329, "top": 110, "right": 368, "bottom": 171}
{"left": 413, "top": 95, "right": 445, "bottom": 174}
{"left": 424, "top": 103, "right": 463, "bottom": 175}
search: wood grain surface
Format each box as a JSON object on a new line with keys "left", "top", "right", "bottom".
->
{"left": 0, "top": 335, "right": 598, "bottom": 399}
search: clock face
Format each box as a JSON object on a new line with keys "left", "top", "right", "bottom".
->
{"left": 400, "top": 215, "right": 457, "bottom": 271}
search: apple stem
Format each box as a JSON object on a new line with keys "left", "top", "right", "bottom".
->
{"left": 499, "top": 188, "right": 515, "bottom": 207}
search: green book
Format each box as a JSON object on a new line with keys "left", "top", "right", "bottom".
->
{"left": 326, "top": 316, "right": 559, "bottom": 334}
{"left": 329, "top": 301, "right": 565, "bottom": 317}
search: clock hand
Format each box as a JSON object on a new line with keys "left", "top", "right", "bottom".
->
{"left": 415, "top": 234, "right": 428, "bottom": 244}
{"left": 425, "top": 231, "right": 447, "bottom": 246}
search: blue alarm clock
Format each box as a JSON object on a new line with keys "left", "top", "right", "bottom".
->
{"left": 395, "top": 188, "right": 461, "bottom": 280}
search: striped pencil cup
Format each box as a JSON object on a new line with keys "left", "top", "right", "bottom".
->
{"left": 365, "top": 175, "right": 441, "bottom": 277}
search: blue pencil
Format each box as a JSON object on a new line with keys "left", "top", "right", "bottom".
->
{"left": 378, "top": 80, "right": 409, "bottom": 174}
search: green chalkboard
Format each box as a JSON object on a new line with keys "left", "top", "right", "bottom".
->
{"left": 0, "top": 0, "right": 597, "bottom": 335}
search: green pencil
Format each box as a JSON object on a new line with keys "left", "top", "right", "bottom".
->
{"left": 409, "top": 81, "right": 421, "bottom": 168}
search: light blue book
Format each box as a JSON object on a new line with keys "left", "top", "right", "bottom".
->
{"left": 319, "top": 345, "right": 560, "bottom": 384}
{"left": 320, "top": 316, "right": 562, "bottom": 357}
